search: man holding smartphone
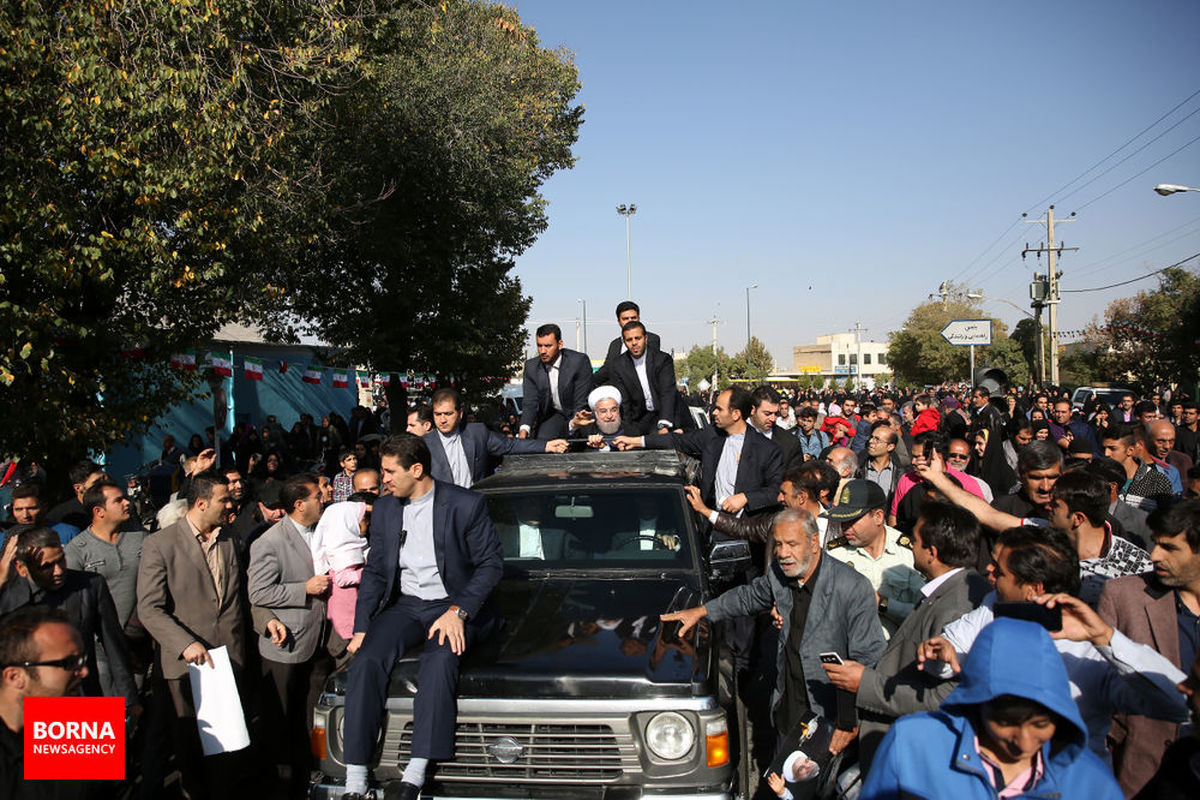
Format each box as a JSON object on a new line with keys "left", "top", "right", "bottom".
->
{"left": 917, "top": 525, "right": 1188, "bottom": 764}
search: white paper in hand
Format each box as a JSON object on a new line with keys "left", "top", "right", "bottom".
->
{"left": 188, "top": 645, "right": 250, "bottom": 755}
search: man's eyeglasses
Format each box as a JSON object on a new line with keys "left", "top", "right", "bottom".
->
{"left": 5, "top": 653, "right": 87, "bottom": 672}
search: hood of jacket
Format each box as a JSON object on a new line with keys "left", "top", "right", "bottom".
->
{"left": 942, "top": 617, "right": 1088, "bottom": 754}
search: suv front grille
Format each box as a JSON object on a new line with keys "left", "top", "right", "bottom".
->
{"left": 384, "top": 721, "right": 631, "bottom": 782}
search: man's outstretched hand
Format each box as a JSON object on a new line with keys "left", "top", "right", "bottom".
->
{"left": 660, "top": 606, "right": 707, "bottom": 638}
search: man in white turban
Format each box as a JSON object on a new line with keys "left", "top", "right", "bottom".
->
{"left": 569, "top": 386, "right": 625, "bottom": 449}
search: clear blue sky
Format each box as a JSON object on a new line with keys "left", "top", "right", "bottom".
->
{"left": 508, "top": 1, "right": 1200, "bottom": 368}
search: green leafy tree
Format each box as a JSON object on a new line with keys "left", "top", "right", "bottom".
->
{"left": 1010, "top": 317, "right": 1049, "bottom": 382}
{"left": 729, "top": 336, "right": 774, "bottom": 385}
{"left": 682, "top": 344, "right": 731, "bottom": 390}
{"left": 1060, "top": 342, "right": 1103, "bottom": 387}
{"left": 277, "top": 1, "right": 582, "bottom": 403}
{"left": 886, "top": 284, "right": 1019, "bottom": 387}
{"left": 1089, "top": 267, "right": 1200, "bottom": 391}
{"left": 0, "top": 0, "right": 363, "bottom": 475}
{"left": 0, "top": 0, "right": 581, "bottom": 474}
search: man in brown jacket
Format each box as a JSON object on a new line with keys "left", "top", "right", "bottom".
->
{"left": 137, "top": 470, "right": 279, "bottom": 799}
{"left": 1098, "top": 498, "right": 1200, "bottom": 796}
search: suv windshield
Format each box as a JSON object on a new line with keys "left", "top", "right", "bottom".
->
{"left": 485, "top": 487, "right": 692, "bottom": 567}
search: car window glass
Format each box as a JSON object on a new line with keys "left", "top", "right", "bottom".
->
{"left": 486, "top": 489, "right": 689, "bottom": 565}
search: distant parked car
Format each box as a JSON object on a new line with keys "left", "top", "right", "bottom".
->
{"left": 1071, "top": 386, "right": 1133, "bottom": 413}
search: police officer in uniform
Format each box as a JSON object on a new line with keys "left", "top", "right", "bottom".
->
{"left": 822, "top": 480, "right": 925, "bottom": 637}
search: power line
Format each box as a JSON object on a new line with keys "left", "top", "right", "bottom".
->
{"left": 1073, "top": 131, "right": 1200, "bottom": 212}
{"left": 1060, "top": 251, "right": 1200, "bottom": 293}
{"left": 1070, "top": 215, "right": 1200, "bottom": 280}
{"left": 1053, "top": 104, "right": 1200, "bottom": 206}
{"left": 946, "top": 215, "right": 1025, "bottom": 285}
{"left": 949, "top": 89, "right": 1200, "bottom": 299}
{"left": 1022, "top": 86, "right": 1200, "bottom": 214}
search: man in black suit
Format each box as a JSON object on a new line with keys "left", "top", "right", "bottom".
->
{"left": 424, "top": 388, "right": 566, "bottom": 488}
{"left": 518, "top": 323, "right": 593, "bottom": 440}
{"left": 593, "top": 300, "right": 662, "bottom": 385}
{"left": 617, "top": 386, "right": 783, "bottom": 517}
{"left": 606, "top": 321, "right": 678, "bottom": 436}
{"left": 749, "top": 385, "right": 802, "bottom": 473}
{"left": 341, "top": 434, "right": 503, "bottom": 800}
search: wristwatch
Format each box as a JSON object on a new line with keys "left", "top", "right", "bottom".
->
{"left": 450, "top": 605, "right": 469, "bottom": 621}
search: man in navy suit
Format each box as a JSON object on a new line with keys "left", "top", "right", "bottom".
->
{"left": 617, "top": 385, "right": 783, "bottom": 517}
{"left": 424, "top": 388, "right": 567, "bottom": 488}
{"left": 340, "top": 434, "right": 504, "bottom": 800}
{"left": 518, "top": 323, "right": 593, "bottom": 440}
{"left": 606, "top": 321, "right": 679, "bottom": 436}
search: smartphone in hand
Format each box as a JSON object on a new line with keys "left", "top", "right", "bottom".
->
{"left": 993, "top": 601, "right": 1062, "bottom": 632}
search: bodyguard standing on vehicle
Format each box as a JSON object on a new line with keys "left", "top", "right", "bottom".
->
{"left": 340, "top": 434, "right": 503, "bottom": 800}
{"left": 517, "top": 323, "right": 593, "bottom": 440}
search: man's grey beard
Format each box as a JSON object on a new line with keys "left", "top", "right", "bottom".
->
{"left": 597, "top": 417, "right": 621, "bottom": 435}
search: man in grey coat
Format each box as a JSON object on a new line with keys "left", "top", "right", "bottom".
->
{"left": 247, "top": 473, "right": 346, "bottom": 793}
{"left": 661, "top": 508, "right": 885, "bottom": 756}
{"left": 821, "top": 500, "right": 991, "bottom": 772}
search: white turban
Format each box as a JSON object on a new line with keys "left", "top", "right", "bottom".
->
{"left": 588, "top": 385, "right": 622, "bottom": 410}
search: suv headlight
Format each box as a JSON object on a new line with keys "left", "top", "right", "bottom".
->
{"left": 645, "top": 711, "right": 695, "bottom": 760}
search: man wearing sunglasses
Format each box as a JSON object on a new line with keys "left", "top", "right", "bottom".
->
{"left": 0, "top": 606, "right": 93, "bottom": 799}
{"left": 0, "top": 527, "right": 137, "bottom": 716}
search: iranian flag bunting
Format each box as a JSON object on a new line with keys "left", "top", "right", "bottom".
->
{"left": 170, "top": 350, "right": 197, "bottom": 370}
{"left": 279, "top": 360, "right": 289, "bottom": 374}
{"left": 357, "top": 370, "right": 370, "bottom": 388}
{"left": 244, "top": 357, "right": 264, "bottom": 381}
{"left": 208, "top": 351, "right": 233, "bottom": 377}
{"left": 302, "top": 365, "right": 322, "bottom": 385}
{"left": 379, "top": 373, "right": 392, "bottom": 386}
{"left": 332, "top": 370, "right": 349, "bottom": 389}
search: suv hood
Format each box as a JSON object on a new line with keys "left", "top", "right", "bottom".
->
{"left": 381, "top": 575, "right": 711, "bottom": 699}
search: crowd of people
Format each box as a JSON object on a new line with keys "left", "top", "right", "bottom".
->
{"left": 2, "top": 300, "right": 1200, "bottom": 799}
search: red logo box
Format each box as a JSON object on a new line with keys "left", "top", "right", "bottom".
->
{"left": 24, "top": 697, "right": 124, "bottom": 780}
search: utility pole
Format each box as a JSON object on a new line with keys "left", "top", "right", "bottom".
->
{"left": 1030, "top": 275, "right": 1047, "bottom": 387}
{"left": 852, "top": 321, "right": 864, "bottom": 390}
{"left": 577, "top": 298, "right": 588, "bottom": 357}
{"left": 708, "top": 315, "right": 721, "bottom": 390}
{"left": 1022, "top": 206, "right": 1077, "bottom": 386}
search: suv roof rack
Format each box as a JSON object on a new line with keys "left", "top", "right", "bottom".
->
{"left": 495, "top": 450, "right": 689, "bottom": 479}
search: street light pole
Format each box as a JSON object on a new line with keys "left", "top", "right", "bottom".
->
{"left": 577, "top": 298, "right": 587, "bottom": 358}
{"left": 745, "top": 284, "right": 758, "bottom": 371}
{"left": 616, "top": 204, "right": 637, "bottom": 299}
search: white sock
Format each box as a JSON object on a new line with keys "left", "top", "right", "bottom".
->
{"left": 345, "top": 763, "right": 369, "bottom": 795}
{"left": 402, "top": 757, "right": 429, "bottom": 787}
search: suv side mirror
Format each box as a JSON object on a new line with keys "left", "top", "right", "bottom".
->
{"left": 709, "top": 539, "right": 753, "bottom": 578}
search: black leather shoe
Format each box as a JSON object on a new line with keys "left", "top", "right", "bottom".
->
{"left": 395, "top": 782, "right": 421, "bottom": 800}
{"left": 342, "top": 794, "right": 369, "bottom": 800}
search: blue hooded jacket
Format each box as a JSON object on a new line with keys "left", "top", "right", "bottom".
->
{"left": 861, "top": 618, "right": 1123, "bottom": 799}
